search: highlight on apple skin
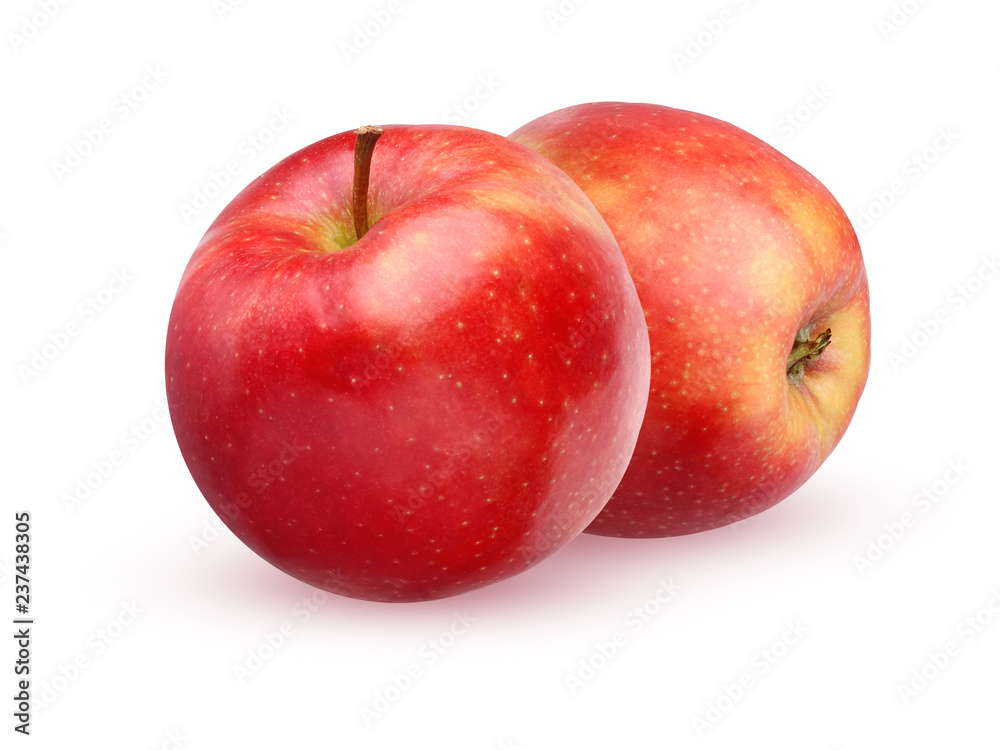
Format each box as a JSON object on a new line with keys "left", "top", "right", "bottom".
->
{"left": 512, "top": 102, "right": 870, "bottom": 537}
{"left": 165, "top": 123, "right": 651, "bottom": 601}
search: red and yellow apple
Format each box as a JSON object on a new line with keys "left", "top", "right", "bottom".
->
{"left": 511, "top": 102, "right": 870, "bottom": 537}
{"left": 165, "top": 124, "right": 650, "bottom": 600}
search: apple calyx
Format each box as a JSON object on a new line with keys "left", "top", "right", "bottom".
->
{"left": 786, "top": 327, "right": 832, "bottom": 380}
{"left": 352, "top": 125, "right": 384, "bottom": 241}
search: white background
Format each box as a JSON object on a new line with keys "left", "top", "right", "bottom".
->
{"left": 2, "top": 0, "right": 999, "bottom": 746}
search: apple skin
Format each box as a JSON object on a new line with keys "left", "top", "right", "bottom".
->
{"left": 165, "top": 124, "right": 650, "bottom": 601}
{"left": 511, "top": 102, "right": 870, "bottom": 537}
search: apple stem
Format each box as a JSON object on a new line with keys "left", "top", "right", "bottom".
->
{"left": 352, "top": 125, "right": 384, "bottom": 241}
{"left": 787, "top": 327, "right": 832, "bottom": 379}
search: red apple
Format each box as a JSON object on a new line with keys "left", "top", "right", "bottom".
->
{"left": 511, "top": 102, "right": 870, "bottom": 537}
{"left": 166, "top": 124, "right": 650, "bottom": 601}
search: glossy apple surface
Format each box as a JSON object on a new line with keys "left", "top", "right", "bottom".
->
{"left": 512, "top": 102, "right": 870, "bottom": 537}
{"left": 166, "top": 124, "right": 650, "bottom": 600}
